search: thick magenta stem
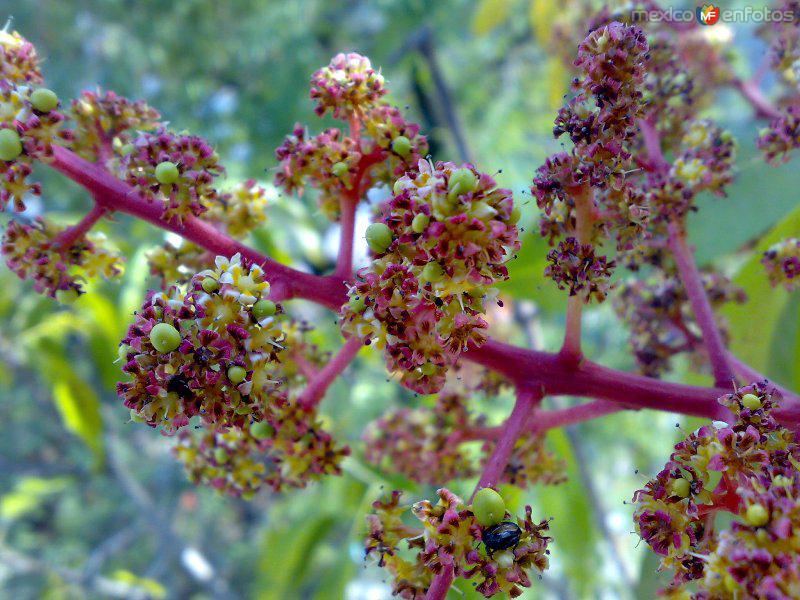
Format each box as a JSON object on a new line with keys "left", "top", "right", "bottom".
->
{"left": 48, "top": 146, "right": 346, "bottom": 310}
{"left": 297, "top": 337, "right": 362, "bottom": 409}
{"left": 474, "top": 388, "right": 542, "bottom": 493}
{"left": 668, "top": 222, "right": 733, "bottom": 386}
{"left": 335, "top": 195, "right": 357, "bottom": 279}
{"left": 424, "top": 563, "right": 454, "bottom": 600}
{"left": 732, "top": 78, "right": 783, "bottom": 120}
{"left": 54, "top": 203, "right": 107, "bottom": 248}
{"left": 639, "top": 117, "right": 669, "bottom": 172}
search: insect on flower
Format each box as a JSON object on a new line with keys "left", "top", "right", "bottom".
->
{"left": 481, "top": 521, "right": 522, "bottom": 558}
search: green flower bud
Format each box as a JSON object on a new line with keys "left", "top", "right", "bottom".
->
{"left": 227, "top": 365, "right": 247, "bottom": 384}
{"left": 149, "top": 322, "right": 181, "bottom": 353}
{"left": 365, "top": 222, "right": 393, "bottom": 253}
{"left": 420, "top": 362, "right": 436, "bottom": 376}
{"left": 348, "top": 295, "right": 366, "bottom": 313}
{"left": 30, "top": 88, "right": 58, "bottom": 112}
{"left": 55, "top": 288, "right": 80, "bottom": 304}
{"left": 118, "top": 344, "right": 131, "bottom": 362}
{"left": 447, "top": 168, "right": 478, "bottom": 200}
{"left": 251, "top": 421, "right": 275, "bottom": 440}
{"left": 253, "top": 299, "right": 277, "bottom": 319}
{"left": 214, "top": 448, "right": 229, "bottom": 464}
{"left": 741, "top": 393, "right": 762, "bottom": 411}
{"left": 129, "top": 409, "right": 146, "bottom": 423}
{"left": 118, "top": 143, "right": 135, "bottom": 156}
{"left": 0, "top": 128, "right": 23, "bottom": 161}
{"left": 670, "top": 477, "right": 691, "bottom": 498}
{"left": 331, "top": 161, "right": 348, "bottom": 177}
{"left": 420, "top": 261, "right": 445, "bottom": 283}
{"left": 155, "top": 161, "right": 180, "bottom": 184}
{"left": 201, "top": 277, "right": 220, "bottom": 293}
{"left": 411, "top": 213, "right": 430, "bottom": 233}
{"left": 391, "top": 135, "right": 412, "bottom": 157}
{"left": 472, "top": 487, "right": 506, "bottom": 527}
{"left": 393, "top": 179, "right": 406, "bottom": 195}
{"left": 745, "top": 503, "right": 769, "bottom": 527}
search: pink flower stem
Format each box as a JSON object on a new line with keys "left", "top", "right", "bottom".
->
{"left": 560, "top": 185, "right": 594, "bottom": 364}
{"left": 731, "top": 77, "right": 783, "bottom": 120}
{"left": 667, "top": 221, "right": 733, "bottom": 387}
{"left": 297, "top": 336, "right": 363, "bottom": 409}
{"left": 424, "top": 562, "right": 454, "bottom": 600}
{"left": 54, "top": 203, "right": 107, "bottom": 249}
{"left": 48, "top": 145, "right": 346, "bottom": 311}
{"left": 335, "top": 194, "right": 357, "bottom": 278}
{"left": 42, "top": 145, "right": 798, "bottom": 428}
{"left": 726, "top": 351, "right": 800, "bottom": 404}
{"left": 462, "top": 399, "right": 624, "bottom": 441}
{"left": 638, "top": 116, "right": 669, "bottom": 172}
{"left": 473, "top": 388, "right": 543, "bottom": 494}
{"left": 427, "top": 388, "right": 543, "bottom": 599}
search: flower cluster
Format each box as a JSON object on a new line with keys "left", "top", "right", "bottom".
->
{"left": 118, "top": 254, "right": 284, "bottom": 433}
{"left": 2, "top": 218, "right": 123, "bottom": 300}
{"left": 544, "top": 237, "right": 615, "bottom": 302}
{"left": 366, "top": 488, "right": 551, "bottom": 598}
{"left": 341, "top": 160, "right": 520, "bottom": 393}
{"left": 763, "top": 237, "right": 800, "bottom": 290}
{"left": 633, "top": 383, "right": 800, "bottom": 597}
{"left": 0, "top": 34, "right": 71, "bottom": 211}
{"left": 309, "top": 52, "right": 386, "bottom": 119}
{"left": 0, "top": 28, "right": 42, "bottom": 85}
{"left": 364, "top": 389, "right": 565, "bottom": 487}
{"left": 614, "top": 271, "right": 746, "bottom": 377}
{"left": 122, "top": 129, "right": 223, "bottom": 221}
{"left": 69, "top": 89, "right": 161, "bottom": 164}
{"left": 758, "top": 107, "right": 800, "bottom": 166}
{"left": 148, "top": 180, "right": 269, "bottom": 286}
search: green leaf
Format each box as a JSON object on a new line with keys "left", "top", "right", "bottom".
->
{"left": 51, "top": 379, "right": 104, "bottom": 462}
{"left": 538, "top": 428, "right": 598, "bottom": 595}
{"left": 255, "top": 514, "right": 338, "bottom": 600}
{"left": 722, "top": 204, "right": 800, "bottom": 384}
{"left": 0, "top": 476, "right": 71, "bottom": 521}
{"left": 499, "top": 232, "right": 564, "bottom": 310}
{"left": 471, "top": 0, "right": 511, "bottom": 36}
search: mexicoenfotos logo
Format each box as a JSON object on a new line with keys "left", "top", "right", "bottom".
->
{"left": 697, "top": 4, "right": 721, "bottom": 25}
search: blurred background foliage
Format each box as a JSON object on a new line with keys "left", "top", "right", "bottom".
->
{"left": 0, "top": 0, "right": 798, "bottom": 598}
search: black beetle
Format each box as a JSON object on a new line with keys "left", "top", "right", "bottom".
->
{"left": 482, "top": 521, "right": 522, "bottom": 558}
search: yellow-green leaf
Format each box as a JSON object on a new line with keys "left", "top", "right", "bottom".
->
{"left": 471, "top": 0, "right": 511, "bottom": 36}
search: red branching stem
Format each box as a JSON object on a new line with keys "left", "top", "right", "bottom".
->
{"left": 667, "top": 221, "right": 733, "bottom": 387}
{"left": 297, "top": 337, "right": 362, "bottom": 409}
{"left": 473, "top": 388, "right": 543, "bottom": 493}
{"left": 48, "top": 146, "right": 346, "bottom": 311}
{"left": 560, "top": 185, "right": 594, "bottom": 363}
{"left": 54, "top": 203, "right": 108, "bottom": 249}
{"left": 462, "top": 400, "right": 624, "bottom": 441}
{"left": 424, "top": 562, "right": 454, "bottom": 600}
{"left": 639, "top": 116, "right": 669, "bottom": 172}
{"left": 726, "top": 351, "right": 800, "bottom": 405}
{"left": 335, "top": 194, "right": 358, "bottom": 278}
{"left": 731, "top": 77, "right": 783, "bottom": 120}
{"left": 42, "top": 144, "right": 800, "bottom": 428}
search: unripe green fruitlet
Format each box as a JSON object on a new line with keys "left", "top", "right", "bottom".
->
{"left": 201, "top": 277, "right": 220, "bottom": 293}
{"left": 155, "top": 161, "right": 180, "bottom": 184}
{"left": 30, "top": 88, "right": 58, "bottom": 112}
{"left": 348, "top": 295, "right": 365, "bottom": 313}
{"left": 253, "top": 299, "right": 277, "bottom": 319}
{"left": 411, "top": 213, "right": 430, "bottom": 233}
{"left": 0, "top": 128, "right": 22, "bottom": 161}
{"left": 149, "top": 322, "right": 181, "bottom": 353}
{"left": 331, "top": 161, "right": 348, "bottom": 177}
{"left": 227, "top": 365, "right": 247, "bottom": 384}
{"left": 251, "top": 421, "right": 275, "bottom": 440}
{"left": 214, "top": 448, "right": 229, "bottom": 464}
{"left": 420, "top": 362, "right": 436, "bottom": 376}
{"left": 447, "top": 168, "right": 478, "bottom": 199}
{"left": 745, "top": 503, "right": 770, "bottom": 527}
{"left": 741, "top": 393, "right": 762, "bottom": 411}
{"left": 391, "top": 135, "right": 412, "bottom": 157}
{"left": 472, "top": 487, "right": 506, "bottom": 526}
{"left": 421, "top": 261, "right": 445, "bottom": 283}
{"left": 365, "top": 222, "right": 393, "bottom": 253}
{"left": 670, "top": 477, "right": 691, "bottom": 498}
